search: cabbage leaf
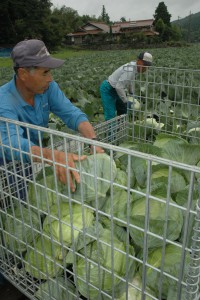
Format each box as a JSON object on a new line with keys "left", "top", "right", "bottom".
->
{"left": 129, "top": 192, "right": 183, "bottom": 248}
{"left": 71, "top": 153, "right": 117, "bottom": 208}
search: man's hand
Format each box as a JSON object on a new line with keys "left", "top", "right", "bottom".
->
{"left": 31, "top": 145, "right": 87, "bottom": 192}
{"left": 90, "top": 145, "right": 104, "bottom": 154}
{"left": 127, "top": 101, "right": 132, "bottom": 109}
{"left": 54, "top": 151, "right": 87, "bottom": 192}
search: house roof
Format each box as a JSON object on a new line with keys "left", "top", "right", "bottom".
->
{"left": 82, "top": 22, "right": 110, "bottom": 33}
{"left": 67, "top": 19, "right": 156, "bottom": 37}
{"left": 114, "top": 19, "right": 154, "bottom": 28}
{"left": 111, "top": 24, "right": 121, "bottom": 33}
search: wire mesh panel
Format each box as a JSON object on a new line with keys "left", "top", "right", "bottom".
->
{"left": 127, "top": 66, "right": 200, "bottom": 145}
{"left": 0, "top": 116, "right": 200, "bottom": 300}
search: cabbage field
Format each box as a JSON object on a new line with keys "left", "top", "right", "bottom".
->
{"left": 50, "top": 44, "right": 200, "bottom": 125}
{"left": 0, "top": 44, "right": 200, "bottom": 127}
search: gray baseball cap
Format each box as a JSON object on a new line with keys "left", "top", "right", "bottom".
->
{"left": 11, "top": 39, "right": 65, "bottom": 68}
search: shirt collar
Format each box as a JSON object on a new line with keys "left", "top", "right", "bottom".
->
{"left": 10, "top": 75, "right": 30, "bottom": 107}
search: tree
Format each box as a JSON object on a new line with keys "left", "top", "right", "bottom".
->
{"left": 154, "top": 2, "right": 171, "bottom": 26}
{"left": 153, "top": 2, "right": 182, "bottom": 42}
{"left": 100, "top": 5, "right": 110, "bottom": 24}
{"left": 0, "top": 0, "right": 52, "bottom": 45}
{"left": 155, "top": 18, "right": 166, "bottom": 40}
{"left": 81, "top": 14, "right": 99, "bottom": 24}
{"left": 120, "top": 17, "right": 126, "bottom": 22}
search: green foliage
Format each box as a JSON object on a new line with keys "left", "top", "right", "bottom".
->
{"left": 129, "top": 191, "right": 183, "bottom": 248}
{"left": 172, "top": 12, "right": 200, "bottom": 43}
{"left": 43, "top": 202, "right": 94, "bottom": 246}
{"left": 154, "top": 1, "right": 171, "bottom": 26}
{"left": 24, "top": 234, "right": 65, "bottom": 279}
{"left": 71, "top": 153, "right": 117, "bottom": 209}
{"left": 28, "top": 166, "right": 65, "bottom": 214}
{"left": 139, "top": 244, "right": 190, "bottom": 299}
{"left": 2, "top": 204, "right": 41, "bottom": 254}
{"left": 100, "top": 5, "right": 110, "bottom": 24}
{"left": 0, "top": 0, "right": 52, "bottom": 45}
{"left": 73, "top": 228, "right": 136, "bottom": 299}
{"left": 35, "top": 277, "right": 78, "bottom": 300}
{"left": 116, "top": 273, "right": 156, "bottom": 300}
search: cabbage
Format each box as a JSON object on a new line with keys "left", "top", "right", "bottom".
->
{"left": 28, "top": 166, "right": 65, "bottom": 213}
{"left": 115, "top": 143, "right": 161, "bottom": 188}
{"left": 153, "top": 133, "right": 188, "bottom": 148}
{"left": 129, "top": 193, "right": 183, "bottom": 248}
{"left": 73, "top": 228, "right": 136, "bottom": 299}
{"left": 35, "top": 277, "right": 78, "bottom": 300}
{"left": 175, "top": 184, "right": 198, "bottom": 247}
{"left": 116, "top": 273, "right": 156, "bottom": 300}
{"left": 102, "top": 190, "right": 133, "bottom": 227}
{"left": 139, "top": 244, "right": 190, "bottom": 299}
{"left": 151, "top": 164, "right": 186, "bottom": 194}
{"left": 127, "top": 97, "right": 141, "bottom": 110}
{"left": 107, "top": 168, "right": 128, "bottom": 194}
{"left": 99, "top": 216, "right": 128, "bottom": 244}
{"left": 43, "top": 201, "right": 94, "bottom": 246}
{"left": 24, "top": 235, "right": 65, "bottom": 279}
{"left": 130, "top": 144, "right": 161, "bottom": 188}
{"left": 2, "top": 205, "right": 41, "bottom": 254}
{"left": 114, "top": 142, "right": 138, "bottom": 171}
{"left": 71, "top": 153, "right": 117, "bottom": 209}
{"left": 161, "top": 143, "right": 200, "bottom": 167}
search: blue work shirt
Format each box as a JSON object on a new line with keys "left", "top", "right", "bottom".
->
{"left": 0, "top": 76, "right": 89, "bottom": 163}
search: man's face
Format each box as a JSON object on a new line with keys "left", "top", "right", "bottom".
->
{"left": 137, "top": 60, "right": 148, "bottom": 73}
{"left": 18, "top": 67, "right": 53, "bottom": 94}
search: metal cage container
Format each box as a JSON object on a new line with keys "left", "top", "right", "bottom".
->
{"left": 0, "top": 65, "right": 200, "bottom": 300}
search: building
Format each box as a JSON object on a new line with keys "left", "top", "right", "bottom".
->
{"left": 66, "top": 19, "right": 158, "bottom": 45}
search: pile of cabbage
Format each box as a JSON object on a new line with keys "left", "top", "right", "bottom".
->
{"left": 0, "top": 145, "right": 196, "bottom": 299}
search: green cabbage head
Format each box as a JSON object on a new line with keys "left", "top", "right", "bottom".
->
{"left": 74, "top": 228, "right": 136, "bottom": 299}
{"left": 116, "top": 273, "right": 156, "bottom": 300}
{"left": 129, "top": 194, "right": 183, "bottom": 248}
{"left": 43, "top": 201, "right": 94, "bottom": 246}
{"left": 71, "top": 153, "right": 117, "bottom": 208}
{"left": 139, "top": 244, "right": 190, "bottom": 299}
{"left": 24, "top": 235, "right": 66, "bottom": 279}
{"left": 3, "top": 204, "right": 41, "bottom": 254}
{"left": 35, "top": 277, "right": 78, "bottom": 300}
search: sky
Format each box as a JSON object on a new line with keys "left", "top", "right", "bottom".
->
{"left": 51, "top": 0, "right": 199, "bottom": 22}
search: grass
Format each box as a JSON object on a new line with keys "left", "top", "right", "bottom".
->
{"left": 0, "top": 47, "right": 99, "bottom": 68}
{"left": 0, "top": 57, "right": 12, "bottom": 68}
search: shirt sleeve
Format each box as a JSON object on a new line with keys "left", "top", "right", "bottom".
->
{"left": 115, "top": 71, "right": 132, "bottom": 103}
{"left": 48, "top": 81, "right": 89, "bottom": 131}
{"left": 0, "top": 102, "right": 35, "bottom": 162}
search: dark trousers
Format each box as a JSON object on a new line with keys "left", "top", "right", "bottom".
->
{"left": 0, "top": 158, "right": 32, "bottom": 201}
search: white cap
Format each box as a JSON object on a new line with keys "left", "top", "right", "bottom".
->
{"left": 138, "top": 52, "right": 153, "bottom": 66}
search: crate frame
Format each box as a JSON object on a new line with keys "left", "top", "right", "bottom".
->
{"left": 1, "top": 65, "right": 200, "bottom": 300}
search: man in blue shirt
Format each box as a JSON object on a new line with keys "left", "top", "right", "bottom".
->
{"left": 0, "top": 39, "right": 103, "bottom": 192}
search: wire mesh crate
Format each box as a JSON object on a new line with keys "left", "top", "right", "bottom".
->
{"left": 0, "top": 66, "right": 200, "bottom": 300}
{"left": 127, "top": 66, "right": 200, "bottom": 145}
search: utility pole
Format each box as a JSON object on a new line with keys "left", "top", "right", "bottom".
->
{"left": 178, "top": 16, "right": 181, "bottom": 29}
{"left": 188, "top": 11, "right": 192, "bottom": 43}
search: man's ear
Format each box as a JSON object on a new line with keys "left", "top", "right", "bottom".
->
{"left": 17, "top": 68, "right": 28, "bottom": 80}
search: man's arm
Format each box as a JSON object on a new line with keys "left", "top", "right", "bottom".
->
{"left": 31, "top": 121, "right": 104, "bottom": 192}
{"left": 78, "top": 121, "right": 104, "bottom": 153}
